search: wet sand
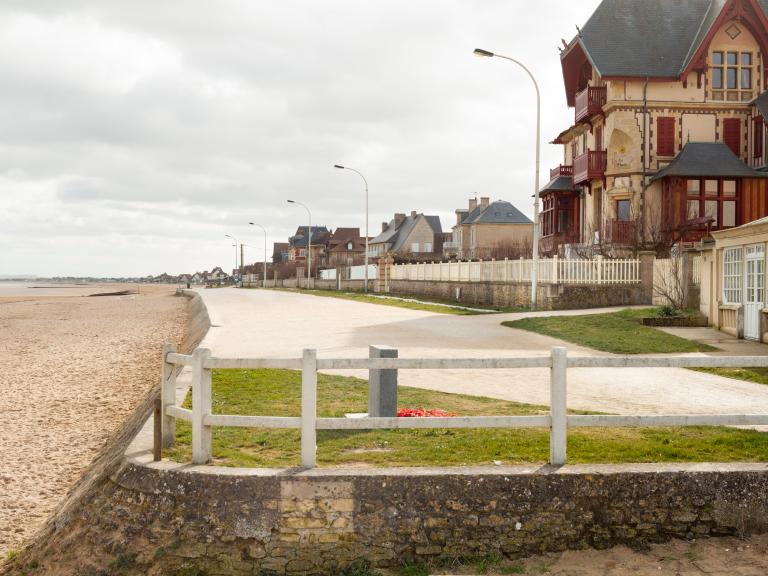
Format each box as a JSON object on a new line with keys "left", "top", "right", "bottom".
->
{"left": 0, "top": 284, "right": 186, "bottom": 556}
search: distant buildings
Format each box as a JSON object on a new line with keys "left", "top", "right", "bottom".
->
{"left": 369, "top": 211, "right": 444, "bottom": 260}
{"left": 448, "top": 197, "right": 533, "bottom": 259}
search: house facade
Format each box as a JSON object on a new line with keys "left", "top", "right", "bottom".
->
{"left": 325, "top": 227, "right": 367, "bottom": 268}
{"left": 288, "top": 226, "right": 330, "bottom": 266}
{"left": 541, "top": 0, "right": 768, "bottom": 256}
{"left": 369, "top": 211, "right": 443, "bottom": 259}
{"left": 449, "top": 197, "right": 533, "bottom": 259}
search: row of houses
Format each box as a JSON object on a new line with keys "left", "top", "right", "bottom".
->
{"left": 271, "top": 198, "right": 534, "bottom": 272}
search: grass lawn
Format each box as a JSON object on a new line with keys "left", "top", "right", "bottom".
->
{"left": 266, "top": 288, "right": 527, "bottom": 315}
{"left": 502, "top": 308, "right": 718, "bottom": 354}
{"left": 164, "top": 368, "right": 768, "bottom": 468}
{"left": 693, "top": 367, "right": 768, "bottom": 386}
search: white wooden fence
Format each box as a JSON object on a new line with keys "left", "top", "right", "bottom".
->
{"left": 390, "top": 256, "right": 640, "bottom": 285}
{"left": 159, "top": 345, "right": 768, "bottom": 468}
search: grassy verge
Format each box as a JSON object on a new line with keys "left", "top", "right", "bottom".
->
{"left": 165, "top": 369, "right": 768, "bottom": 468}
{"left": 693, "top": 367, "right": 768, "bottom": 386}
{"left": 267, "top": 288, "right": 525, "bottom": 315}
{"left": 502, "top": 308, "right": 717, "bottom": 354}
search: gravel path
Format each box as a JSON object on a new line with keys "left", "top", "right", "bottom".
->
{"left": 0, "top": 285, "right": 185, "bottom": 557}
{"left": 197, "top": 287, "right": 768, "bottom": 415}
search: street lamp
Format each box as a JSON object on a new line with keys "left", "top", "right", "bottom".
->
{"left": 334, "top": 164, "right": 369, "bottom": 292}
{"left": 473, "top": 47, "right": 541, "bottom": 309}
{"left": 224, "top": 234, "right": 239, "bottom": 285}
{"left": 287, "top": 200, "right": 312, "bottom": 288}
{"left": 249, "top": 222, "right": 268, "bottom": 288}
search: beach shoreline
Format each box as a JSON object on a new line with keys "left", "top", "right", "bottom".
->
{"left": 0, "top": 284, "right": 187, "bottom": 557}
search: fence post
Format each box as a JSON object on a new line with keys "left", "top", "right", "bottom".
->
{"left": 549, "top": 346, "right": 567, "bottom": 466}
{"left": 596, "top": 255, "right": 604, "bottom": 284}
{"left": 191, "top": 347, "right": 212, "bottom": 465}
{"left": 368, "top": 345, "right": 398, "bottom": 417}
{"left": 161, "top": 342, "right": 178, "bottom": 448}
{"left": 301, "top": 348, "right": 318, "bottom": 468}
{"left": 552, "top": 255, "right": 559, "bottom": 285}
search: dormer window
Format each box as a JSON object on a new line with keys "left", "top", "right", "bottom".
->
{"left": 347, "top": 241, "right": 353, "bottom": 250}
{"left": 711, "top": 50, "right": 754, "bottom": 102}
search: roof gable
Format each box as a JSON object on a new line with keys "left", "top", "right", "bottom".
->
{"left": 568, "top": 0, "right": 768, "bottom": 81}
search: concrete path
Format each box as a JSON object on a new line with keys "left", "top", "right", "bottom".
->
{"left": 195, "top": 288, "right": 768, "bottom": 416}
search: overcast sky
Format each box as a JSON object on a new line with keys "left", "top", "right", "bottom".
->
{"left": 0, "top": 0, "right": 601, "bottom": 277}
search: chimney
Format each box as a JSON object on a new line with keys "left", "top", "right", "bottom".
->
{"left": 456, "top": 209, "right": 468, "bottom": 226}
{"left": 394, "top": 213, "right": 406, "bottom": 228}
{"left": 382, "top": 221, "right": 388, "bottom": 233}
{"left": 469, "top": 198, "right": 477, "bottom": 212}
{"left": 480, "top": 196, "right": 490, "bottom": 209}
{"left": 410, "top": 210, "right": 417, "bottom": 219}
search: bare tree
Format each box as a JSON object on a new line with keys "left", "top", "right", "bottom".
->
{"left": 653, "top": 254, "right": 688, "bottom": 311}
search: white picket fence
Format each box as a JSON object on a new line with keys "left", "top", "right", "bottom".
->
{"left": 390, "top": 256, "right": 640, "bottom": 285}
{"left": 159, "top": 345, "right": 768, "bottom": 469}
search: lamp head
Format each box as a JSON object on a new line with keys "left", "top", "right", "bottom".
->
{"left": 334, "top": 164, "right": 345, "bottom": 169}
{"left": 473, "top": 48, "right": 495, "bottom": 58}
{"left": 287, "top": 199, "right": 295, "bottom": 204}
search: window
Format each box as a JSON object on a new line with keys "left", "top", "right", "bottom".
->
{"left": 711, "top": 50, "right": 755, "bottom": 101}
{"left": 410, "top": 242, "right": 420, "bottom": 253}
{"left": 423, "top": 242, "right": 433, "bottom": 253}
{"left": 657, "top": 117, "right": 675, "bottom": 156}
{"left": 723, "top": 118, "right": 741, "bottom": 157}
{"left": 723, "top": 247, "right": 742, "bottom": 304}
{"left": 616, "top": 199, "right": 631, "bottom": 221}
{"left": 541, "top": 194, "right": 555, "bottom": 237}
{"left": 347, "top": 241, "right": 353, "bottom": 250}
{"left": 754, "top": 117, "right": 764, "bottom": 159}
{"left": 557, "top": 197, "right": 572, "bottom": 233}
{"left": 686, "top": 178, "right": 738, "bottom": 229}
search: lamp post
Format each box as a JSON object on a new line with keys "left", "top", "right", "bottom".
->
{"left": 249, "top": 222, "right": 268, "bottom": 288}
{"left": 334, "top": 164, "right": 370, "bottom": 292}
{"left": 473, "top": 47, "right": 541, "bottom": 309}
{"left": 224, "top": 234, "right": 239, "bottom": 285}
{"left": 287, "top": 200, "right": 312, "bottom": 288}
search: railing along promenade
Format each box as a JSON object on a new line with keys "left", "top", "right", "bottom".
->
{"left": 157, "top": 344, "right": 768, "bottom": 468}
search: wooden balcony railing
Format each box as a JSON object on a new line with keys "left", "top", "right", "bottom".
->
{"left": 607, "top": 220, "right": 636, "bottom": 244}
{"left": 575, "top": 86, "right": 607, "bottom": 123}
{"left": 573, "top": 150, "right": 607, "bottom": 185}
{"left": 549, "top": 165, "right": 573, "bottom": 181}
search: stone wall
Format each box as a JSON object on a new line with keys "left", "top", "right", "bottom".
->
{"left": 9, "top": 459, "right": 768, "bottom": 576}
{"left": 387, "top": 279, "right": 649, "bottom": 310}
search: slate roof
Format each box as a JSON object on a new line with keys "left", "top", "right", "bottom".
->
{"left": 540, "top": 176, "right": 578, "bottom": 194}
{"left": 650, "top": 142, "right": 768, "bottom": 181}
{"left": 370, "top": 213, "right": 443, "bottom": 252}
{"left": 754, "top": 91, "right": 768, "bottom": 120}
{"left": 289, "top": 226, "right": 330, "bottom": 248}
{"left": 571, "top": 0, "right": 768, "bottom": 78}
{"left": 463, "top": 200, "right": 532, "bottom": 225}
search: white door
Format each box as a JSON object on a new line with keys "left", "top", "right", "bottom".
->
{"left": 744, "top": 244, "right": 765, "bottom": 341}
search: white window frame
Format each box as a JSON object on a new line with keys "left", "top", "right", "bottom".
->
{"left": 410, "top": 242, "right": 420, "bottom": 253}
{"left": 723, "top": 247, "right": 743, "bottom": 304}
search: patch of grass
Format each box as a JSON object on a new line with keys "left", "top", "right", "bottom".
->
{"left": 398, "top": 562, "right": 430, "bottom": 576}
{"left": 5, "top": 549, "right": 18, "bottom": 561}
{"left": 502, "top": 308, "right": 717, "bottom": 354}
{"left": 341, "top": 559, "right": 381, "bottom": 576}
{"left": 165, "top": 369, "right": 768, "bottom": 468}
{"left": 500, "top": 566, "right": 526, "bottom": 574}
{"left": 268, "top": 287, "right": 523, "bottom": 315}
{"left": 693, "top": 367, "right": 768, "bottom": 386}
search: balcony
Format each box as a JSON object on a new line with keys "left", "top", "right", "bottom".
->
{"left": 606, "top": 220, "right": 636, "bottom": 244}
{"left": 549, "top": 164, "right": 573, "bottom": 181}
{"left": 573, "top": 150, "right": 607, "bottom": 185}
{"left": 575, "top": 86, "right": 606, "bottom": 124}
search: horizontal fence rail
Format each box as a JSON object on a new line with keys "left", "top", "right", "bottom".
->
{"left": 158, "top": 346, "right": 768, "bottom": 468}
{"left": 389, "top": 256, "right": 640, "bottom": 285}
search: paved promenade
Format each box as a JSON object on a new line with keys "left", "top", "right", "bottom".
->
{"left": 195, "top": 288, "right": 768, "bottom": 415}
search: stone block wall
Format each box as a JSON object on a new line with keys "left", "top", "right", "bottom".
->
{"left": 10, "top": 461, "right": 768, "bottom": 575}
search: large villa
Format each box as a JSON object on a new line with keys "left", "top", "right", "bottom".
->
{"left": 540, "top": 0, "right": 768, "bottom": 256}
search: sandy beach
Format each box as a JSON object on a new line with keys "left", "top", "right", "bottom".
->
{"left": 0, "top": 284, "right": 186, "bottom": 557}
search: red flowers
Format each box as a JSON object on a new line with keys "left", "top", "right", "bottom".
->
{"left": 397, "top": 408, "right": 457, "bottom": 418}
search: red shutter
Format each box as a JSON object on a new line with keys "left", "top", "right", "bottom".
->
{"left": 754, "top": 117, "right": 764, "bottom": 158}
{"left": 724, "top": 118, "right": 741, "bottom": 157}
{"left": 656, "top": 117, "right": 675, "bottom": 157}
